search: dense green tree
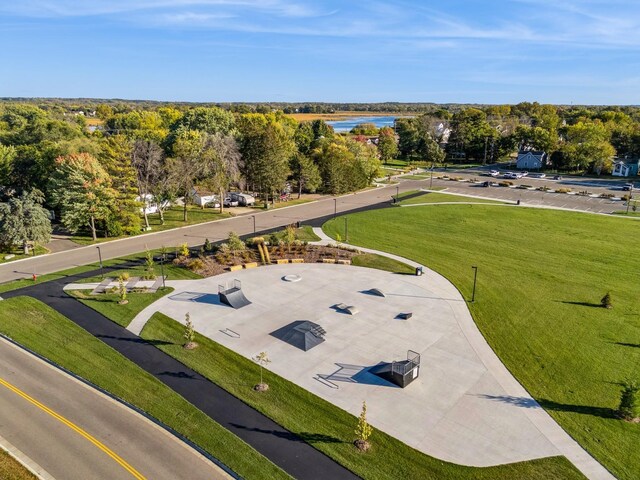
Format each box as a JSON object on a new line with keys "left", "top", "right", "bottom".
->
{"left": 0, "top": 189, "right": 51, "bottom": 254}
{"left": 98, "top": 135, "right": 141, "bottom": 236}
{"left": 171, "top": 107, "right": 236, "bottom": 136}
{"left": 49, "top": 153, "right": 116, "bottom": 241}
{"left": 350, "top": 122, "right": 378, "bottom": 136}
{"left": 238, "top": 113, "right": 294, "bottom": 204}
{"left": 447, "top": 108, "right": 497, "bottom": 161}
{"left": 560, "top": 121, "right": 616, "bottom": 173}
{"left": 0, "top": 144, "right": 16, "bottom": 192}
{"left": 290, "top": 152, "right": 321, "bottom": 198}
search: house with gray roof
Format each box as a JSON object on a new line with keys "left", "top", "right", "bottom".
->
{"left": 516, "top": 150, "right": 548, "bottom": 170}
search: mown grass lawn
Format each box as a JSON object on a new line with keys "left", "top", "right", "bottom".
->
{"left": 0, "top": 449, "right": 36, "bottom": 480}
{"left": 397, "top": 190, "right": 504, "bottom": 205}
{"left": 67, "top": 287, "right": 174, "bottom": 327}
{"left": 0, "top": 297, "right": 289, "bottom": 480}
{"left": 351, "top": 253, "right": 414, "bottom": 274}
{"left": 0, "top": 245, "right": 48, "bottom": 265}
{"left": 72, "top": 206, "right": 232, "bottom": 245}
{"left": 323, "top": 205, "right": 640, "bottom": 480}
{"left": 141, "top": 312, "right": 582, "bottom": 480}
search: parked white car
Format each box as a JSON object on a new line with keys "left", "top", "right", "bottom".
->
{"left": 490, "top": 170, "right": 500, "bottom": 177}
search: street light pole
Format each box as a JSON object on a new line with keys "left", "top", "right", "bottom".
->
{"left": 344, "top": 217, "right": 348, "bottom": 243}
{"left": 96, "top": 246, "right": 104, "bottom": 279}
{"left": 334, "top": 198, "right": 337, "bottom": 218}
{"left": 471, "top": 266, "right": 478, "bottom": 302}
{"left": 396, "top": 185, "right": 400, "bottom": 202}
{"left": 251, "top": 215, "right": 256, "bottom": 234}
{"left": 160, "top": 247, "right": 166, "bottom": 288}
{"left": 429, "top": 163, "right": 434, "bottom": 189}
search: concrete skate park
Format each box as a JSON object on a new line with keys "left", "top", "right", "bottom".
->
{"left": 128, "top": 262, "right": 561, "bottom": 467}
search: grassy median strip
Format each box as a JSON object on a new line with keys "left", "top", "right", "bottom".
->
{"left": 323, "top": 205, "right": 640, "bottom": 480}
{"left": 351, "top": 253, "right": 415, "bottom": 274}
{"left": 67, "top": 288, "right": 174, "bottom": 328}
{"left": 141, "top": 312, "right": 583, "bottom": 480}
{"left": 398, "top": 190, "right": 504, "bottom": 205}
{"left": 0, "top": 297, "right": 290, "bottom": 480}
{"left": 0, "top": 449, "right": 37, "bottom": 480}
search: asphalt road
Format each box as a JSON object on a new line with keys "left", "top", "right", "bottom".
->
{"left": 0, "top": 184, "right": 407, "bottom": 284}
{"left": 0, "top": 337, "right": 230, "bottom": 480}
{"left": 0, "top": 174, "right": 634, "bottom": 285}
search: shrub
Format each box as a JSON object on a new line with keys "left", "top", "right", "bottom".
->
{"left": 499, "top": 181, "right": 513, "bottom": 187}
{"left": 120, "top": 271, "right": 130, "bottom": 282}
{"left": 517, "top": 184, "right": 533, "bottom": 189}
{"left": 268, "top": 233, "right": 280, "bottom": 246}
{"left": 203, "top": 238, "right": 212, "bottom": 252}
{"left": 601, "top": 292, "right": 613, "bottom": 309}
{"left": 187, "top": 258, "right": 204, "bottom": 271}
{"left": 536, "top": 186, "right": 550, "bottom": 191}
{"left": 144, "top": 250, "right": 156, "bottom": 280}
{"left": 619, "top": 381, "right": 640, "bottom": 420}
{"left": 577, "top": 190, "right": 592, "bottom": 196}
{"left": 556, "top": 188, "right": 572, "bottom": 194}
{"left": 600, "top": 193, "right": 614, "bottom": 199}
{"left": 179, "top": 242, "right": 189, "bottom": 257}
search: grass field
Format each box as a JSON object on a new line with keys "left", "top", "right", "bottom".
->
{"left": 141, "top": 312, "right": 582, "bottom": 480}
{"left": 323, "top": 205, "right": 640, "bottom": 480}
{"left": 351, "top": 253, "right": 415, "bottom": 274}
{"left": 397, "top": 191, "right": 505, "bottom": 205}
{"left": 72, "top": 206, "right": 232, "bottom": 245}
{"left": 67, "top": 287, "right": 174, "bottom": 327}
{"left": 0, "top": 297, "right": 289, "bottom": 480}
{"left": 0, "top": 449, "right": 36, "bottom": 480}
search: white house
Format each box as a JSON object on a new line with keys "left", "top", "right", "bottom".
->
{"left": 136, "top": 194, "right": 169, "bottom": 215}
{"left": 191, "top": 186, "right": 219, "bottom": 208}
{"left": 612, "top": 157, "right": 640, "bottom": 177}
{"left": 516, "top": 150, "right": 548, "bottom": 170}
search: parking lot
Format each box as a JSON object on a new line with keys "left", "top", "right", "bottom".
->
{"left": 407, "top": 171, "right": 633, "bottom": 214}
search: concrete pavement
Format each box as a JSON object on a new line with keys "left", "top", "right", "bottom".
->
{"left": 0, "top": 337, "right": 231, "bottom": 480}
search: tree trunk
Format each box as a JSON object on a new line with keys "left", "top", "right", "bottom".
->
{"left": 23, "top": 241, "right": 29, "bottom": 255}
{"left": 158, "top": 209, "right": 165, "bottom": 225}
{"left": 90, "top": 215, "right": 97, "bottom": 241}
{"left": 183, "top": 189, "right": 188, "bottom": 222}
{"left": 298, "top": 179, "right": 302, "bottom": 199}
{"left": 219, "top": 187, "right": 224, "bottom": 214}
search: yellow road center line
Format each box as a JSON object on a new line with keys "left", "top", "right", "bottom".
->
{"left": 0, "top": 376, "right": 146, "bottom": 480}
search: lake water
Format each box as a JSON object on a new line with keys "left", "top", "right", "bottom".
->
{"left": 326, "top": 115, "right": 400, "bottom": 133}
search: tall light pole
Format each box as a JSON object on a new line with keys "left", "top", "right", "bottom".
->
{"left": 160, "top": 247, "right": 166, "bottom": 289}
{"left": 96, "top": 246, "right": 104, "bottom": 279}
{"left": 251, "top": 215, "right": 256, "bottom": 234}
{"left": 396, "top": 185, "right": 400, "bottom": 202}
{"left": 471, "top": 266, "right": 478, "bottom": 303}
{"left": 430, "top": 163, "right": 434, "bottom": 190}
{"left": 333, "top": 198, "right": 337, "bottom": 218}
{"left": 344, "top": 217, "right": 349, "bottom": 243}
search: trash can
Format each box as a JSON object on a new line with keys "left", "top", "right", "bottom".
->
{"left": 516, "top": 199, "right": 521, "bottom": 205}
{"left": 415, "top": 266, "right": 423, "bottom": 276}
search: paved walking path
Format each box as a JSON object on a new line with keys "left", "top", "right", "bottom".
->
{"left": 309, "top": 227, "right": 614, "bottom": 480}
{"left": 4, "top": 271, "right": 359, "bottom": 480}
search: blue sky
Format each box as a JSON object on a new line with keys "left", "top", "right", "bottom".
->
{"left": 1, "top": 1, "right": 639, "bottom": 104}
